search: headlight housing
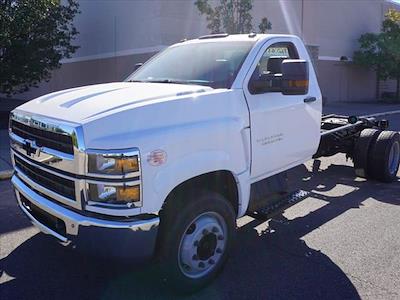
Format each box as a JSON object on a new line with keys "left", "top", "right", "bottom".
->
{"left": 86, "top": 149, "right": 142, "bottom": 209}
{"left": 87, "top": 151, "right": 139, "bottom": 176}
{"left": 88, "top": 183, "right": 141, "bottom": 207}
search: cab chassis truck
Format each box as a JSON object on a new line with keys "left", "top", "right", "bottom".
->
{"left": 8, "top": 33, "right": 400, "bottom": 292}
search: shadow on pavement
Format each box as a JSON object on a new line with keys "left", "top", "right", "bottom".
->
{"left": 0, "top": 181, "right": 33, "bottom": 235}
{"left": 2, "top": 161, "right": 399, "bottom": 299}
{"left": 0, "top": 220, "right": 361, "bottom": 300}
{"left": 294, "top": 160, "right": 400, "bottom": 207}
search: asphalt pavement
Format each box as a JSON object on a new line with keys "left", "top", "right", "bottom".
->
{"left": 0, "top": 130, "right": 12, "bottom": 173}
{"left": 0, "top": 102, "right": 399, "bottom": 299}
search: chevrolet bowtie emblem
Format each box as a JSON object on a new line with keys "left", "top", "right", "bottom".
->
{"left": 22, "top": 140, "right": 37, "bottom": 157}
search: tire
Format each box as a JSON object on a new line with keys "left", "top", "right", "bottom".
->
{"left": 368, "top": 130, "right": 400, "bottom": 182}
{"left": 157, "top": 191, "right": 236, "bottom": 293}
{"left": 353, "top": 129, "right": 381, "bottom": 178}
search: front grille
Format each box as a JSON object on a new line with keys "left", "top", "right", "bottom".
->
{"left": 11, "top": 120, "right": 74, "bottom": 155}
{"left": 15, "top": 156, "right": 76, "bottom": 200}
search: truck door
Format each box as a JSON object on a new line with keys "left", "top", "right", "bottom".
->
{"left": 243, "top": 39, "right": 322, "bottom": 179}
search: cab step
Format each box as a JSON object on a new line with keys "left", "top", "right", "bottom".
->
{"left": 249, "top": 189, "right": 310, "bottom": 220}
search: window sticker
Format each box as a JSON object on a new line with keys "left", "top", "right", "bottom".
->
{"left": 265, "top": 47, "right": 289, "bottom": 57}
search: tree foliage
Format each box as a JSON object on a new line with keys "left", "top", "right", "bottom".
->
{"left": 258, "top": 17, "right": 272, "bottom": 34}
{"left": 354, "top": 9, "right": 400, "bottom": 100}
{"left": 382, "top": 8, "right": 400, "bottom": 96}
{"left": 195, "top": 0, "right": 271, "bottom": 34}
{"left": 354, "top": 33, "right": 385, "bottom": 75}
{"left": 0, "top": 0, "right": 79, "bottom": 95}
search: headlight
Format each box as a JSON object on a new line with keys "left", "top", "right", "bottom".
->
{"left": 88, "top": 183, "right": 141, "bottom": 207}
{"left": 88, "top": 151, "right": 139, "bottom": 176}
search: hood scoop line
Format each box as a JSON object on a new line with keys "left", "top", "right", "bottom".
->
{"left": 60, "top": 88, "right": 127, "bottom": 108}
{"left": 83, "top": 88, "right": 209, "bottom": 121}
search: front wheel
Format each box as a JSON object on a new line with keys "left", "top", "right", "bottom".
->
{"left": 157, "top": 191, "right": 236, "bottom": 293}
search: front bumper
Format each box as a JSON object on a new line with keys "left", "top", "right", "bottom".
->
{"left": 12, "top": 175, "right": 160, "bottom": 260}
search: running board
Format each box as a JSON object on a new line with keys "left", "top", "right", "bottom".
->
{"left": 248, "top": 190, "right": 310, "bottom": 220}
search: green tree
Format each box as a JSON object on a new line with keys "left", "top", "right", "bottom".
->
{"left": 0, "top": 0, "right": 79, "bottom": 96}
{"left": 195, "top": 0, "right": 271, "bottom": 34}
{"left": 354, "top": 8, "right": 400, "bottom": 101}
{"left": 382, "top": 9, "right": 400, "bottom": 100}
{"left": 353, "top": 33, "right": 387, "bottom": 100}
{"left": 258, "top": 17, "right": 272, "bottom": 34}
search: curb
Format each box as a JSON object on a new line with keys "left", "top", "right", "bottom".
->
{"left": 0, "top": 169, "right": 14, "bottom": 180}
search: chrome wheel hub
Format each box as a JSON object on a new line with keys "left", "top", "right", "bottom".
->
{"left": 388, "top": 141, "right": 400, "bottom": 175}
{"left": 178, "top": 212, "right": 227, "bottom": 279}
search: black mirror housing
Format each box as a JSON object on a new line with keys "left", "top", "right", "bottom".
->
{"left": 249, "top": 73, "right": 283, "bottom": 94}
{"left": 281, "top": 59, "right": 309, "bottom": 95}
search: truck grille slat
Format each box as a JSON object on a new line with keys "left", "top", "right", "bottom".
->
{"left": 15, "top": 156, "right": 76, "bottom": 200}
{"left": 11, "top": 120, "right": 74, "bottom": 155}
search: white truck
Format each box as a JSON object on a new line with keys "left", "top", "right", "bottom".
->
{"left": 9, "top": 34, "right": 400, "bottom": 291}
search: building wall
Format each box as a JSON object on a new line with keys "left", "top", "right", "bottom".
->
{"left": 252, "top": 0, "right": 385, "bottom": 103}
{"left": 12, "top": 0, "right": 400, "bottom": 103}
{"left": 64, "top": 0, "right": 208, "bottom": 60}
{"left": 19, "top": 0, "right": 209, "bottom": 100}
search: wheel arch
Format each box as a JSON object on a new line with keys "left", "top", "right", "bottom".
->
{"left": 160, "top": 170, "right": 240, "bottom": 216}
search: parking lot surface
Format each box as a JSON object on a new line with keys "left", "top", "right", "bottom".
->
{"left": 1, "top": 103, "right": 399, "bottom": 299}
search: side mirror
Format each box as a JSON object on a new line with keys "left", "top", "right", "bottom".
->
{"left": 281, "top": 60, "right": 309, "bottom": 95}
{"left": 248, "top": 73, "right": 282, "bottom": 94}
{"left": 133, "top": 63, "right": 143, "bottom": 72}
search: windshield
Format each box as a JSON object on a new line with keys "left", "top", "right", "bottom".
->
{"left": 126, "top": 41, "right": 254, "bottom": 89}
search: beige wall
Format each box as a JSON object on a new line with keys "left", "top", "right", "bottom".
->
{"left": 253, "top": 0, "right": 384, "bottom": 58}
{"left": 316, "top": 61, "right": 377, "bottom": 103}
{"left": 302, "top": 0, "right": 383, "bottom": 58}
{"left": 64, "top": 0, "right": 208, "bottom": 62}
{"left": 10, "top": 0, "right": 400, "bottom": 102}
{"left": 15, "top": 0, "right": 209, "bottom": 100}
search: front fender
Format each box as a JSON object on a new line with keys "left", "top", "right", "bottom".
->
{"left": 139, "top": 123, "right": 250, "bottom": 214}
{"left": 82, "top": 90, "right": 251, "bottom": 215}
{"left": 154, "top": 150, "right": 234, "bottom": 197}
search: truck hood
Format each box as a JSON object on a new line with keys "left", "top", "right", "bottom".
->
{"left": 16, "top": 82, "right": 212, "bottom": 124}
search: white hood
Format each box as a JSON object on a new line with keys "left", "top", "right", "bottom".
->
{"left": 16, "top": 82, "right": 211, "bottom": 124}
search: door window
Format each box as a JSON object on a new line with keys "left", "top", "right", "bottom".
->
{"left": 249, "top": 42, "right": 299, "bottom": 94}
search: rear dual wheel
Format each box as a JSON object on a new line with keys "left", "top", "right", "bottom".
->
{"left": 353, "top": 129, "right": 381, "bottom": 178}
{"left": 353, "top": 129, "right": 400, "bottom": 182}
{"left": 368, "top": 131, "right": 400, "bottom": 182}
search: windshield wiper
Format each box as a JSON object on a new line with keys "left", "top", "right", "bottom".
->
{"left": 144, "top": 79, "right": 192, "bottom": 84}
{"left": 137, "top": 78, "right": 210, "bottom": 85}
{"left": 128, "top": 78, "right": 211, "bottom": 86}
{"left": 128, "top": 79, "right": 188, "bottom": 84}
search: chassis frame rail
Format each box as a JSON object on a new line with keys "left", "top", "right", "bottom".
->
{"left": 314, "top": 110, "right": 400, "bottom": 159}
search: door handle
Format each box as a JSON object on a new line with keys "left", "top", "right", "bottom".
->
{"left": 304, "top": 96, "right": 317, "bottom": 103}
